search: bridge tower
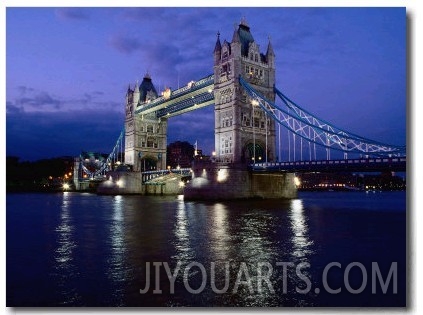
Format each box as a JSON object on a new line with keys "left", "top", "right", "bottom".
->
{"left": 124, "top": 73, "right": 167, "bottom": 172}
{"left": 213, "top": 18, "right": 276, "bottom": 164}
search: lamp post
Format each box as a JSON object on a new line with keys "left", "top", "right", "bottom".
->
{"left": 251, "top": 99, "right": 259, "bottom": 164}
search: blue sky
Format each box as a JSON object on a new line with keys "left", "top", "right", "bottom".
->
{"left": 6, "top": 7, "right": 406, "bottom": 161}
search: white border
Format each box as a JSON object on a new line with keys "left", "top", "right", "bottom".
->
{"left": 1, "top": 1, "right": 420, "bottom": 314}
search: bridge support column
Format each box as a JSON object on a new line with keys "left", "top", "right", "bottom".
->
{"left": 73, "top": 157, "right": 81, "bottom": 190}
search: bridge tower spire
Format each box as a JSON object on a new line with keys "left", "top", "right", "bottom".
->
{"left": 213, "top": 18, "right": 276, "bottom": 164}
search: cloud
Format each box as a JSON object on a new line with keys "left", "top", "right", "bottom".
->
{"left": 6, "top": 101, "right": 23, "bottom": 114}
{"left": 16, "top": 90, "right": 62, "bottom": 109}
{"left": 8, "top": 86, "right": 121, "bottom": 113}
{"left": 109, "top": 34, "right": 142, "bottom": 54}
{"left": 6, "top": 108, "right": 125, "bottom": 161}
{"left": 55, "top": 8, "right": 90, "bottom": 21}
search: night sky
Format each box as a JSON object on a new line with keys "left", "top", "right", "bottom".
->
{"left": 6, "top": 7, "right": 406, "bottom": 161}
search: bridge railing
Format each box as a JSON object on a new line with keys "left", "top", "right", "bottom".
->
{"left": 251, "top": 157, "right": 406, "bottom": 172}
{"left": 142, "top": 168, "right": 192, "bottom": 183}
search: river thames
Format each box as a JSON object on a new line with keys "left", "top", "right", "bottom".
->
{"left": 6, "top": 191, "right": 406, "bottom": 307}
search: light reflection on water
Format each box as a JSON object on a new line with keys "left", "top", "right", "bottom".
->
{"left": 172, "top": 196, "right": 195, "bottom": 262}
{"left": 107, "top": 195, "right": 127, "bottom": 306}
{"left": 53, "top": 192, "right": 81, "bottom": 305}
{"left": 7, "top": 191, "right": 406, "bottom": 307}
{"left": 209, "top": 203, "right": 230, "bottom": 262}
{"left": 289, "top": 199, "right": 314, "bottom": 261}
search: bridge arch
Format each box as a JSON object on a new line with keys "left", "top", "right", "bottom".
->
{"left": 140, "top": 155, "right": 158, "bottom": 172}
{"left": 242, "top": 141, "right": 266, "bottom": 163}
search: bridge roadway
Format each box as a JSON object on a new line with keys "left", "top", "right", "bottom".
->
{"left": 135, "top": 74, "right": 214, "bottom": 118}
{"left": 251, "top": 157, "right": 406, "bottom": 173}
{"left": 142, "top": 168, "right": 192, "bottom": 183}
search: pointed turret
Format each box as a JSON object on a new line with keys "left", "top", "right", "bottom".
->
{"left": 266, "top": 37, "right": 275, "bottom": 57}
{"left": 214, "top": 31, "right": 222, "bottom": 64}
{"left": 125, "top": 84, "right": 133, "bottom": 106}
{"left": 214, "top": 31, "right": 222, "bottom": 53}
{"left": 231, "top": 24, "right": 241, "bottom": 44}
{"left": 266, "top": 37, "right": 275, "bottom": 68}
{"left": 231, "top": 23, "right": 241, "bottom": 59}
{"left": 133, "top": 81, "right": 140, "bottom": 104}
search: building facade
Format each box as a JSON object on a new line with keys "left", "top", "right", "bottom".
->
{"left": 124, "top": 74, "right": 167, "bottom": 171}
{"left": 213, "top": 18, "right": 276, "bottom": 164}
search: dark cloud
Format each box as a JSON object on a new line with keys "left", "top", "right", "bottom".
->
{"left": 6, "top": 108, "right": 124, "bottom": 161}
{"left": 17, "top": 85, "right": 34, "bottom": 95}
{"left": 109, "top": 34, "right": 142, "bottom": 54}
{"left": 121, "top": 7, "right": 168, "bottom": 22}
{"left": 55, "top": 8, "right": 90, "bottom": 21}
{"left": 8, "top": 86, "right": 120, "bottom": 113}
{"left": 16, "top": 91, "right": 62, "bottom": 109}
{"left": 6, "top": 101, "right": 23, "bottom": 114}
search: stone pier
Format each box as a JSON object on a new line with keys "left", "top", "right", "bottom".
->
{"left": 96, "top": 171, "right": 184, "bottom": 195}
{"left": 183, "top": 162, "right": 297, "bottom": 200}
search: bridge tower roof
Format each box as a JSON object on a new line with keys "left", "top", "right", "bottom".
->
{"left": 139, "top": 73, "right": 158, "bottom": 102}
{"left": 233, "top": 17, "right": 255, "bottom": 57}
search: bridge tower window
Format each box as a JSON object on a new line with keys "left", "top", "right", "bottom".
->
{"left": 147, "top": 125, "right": 153, "bottom": 133}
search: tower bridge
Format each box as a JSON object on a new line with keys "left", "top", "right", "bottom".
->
{"left": 77, "top": 18, "right": 405, "bottom": 198}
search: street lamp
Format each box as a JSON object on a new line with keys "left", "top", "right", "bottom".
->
{"left": 251, "top": 99, "right": 259, "bottom": 164}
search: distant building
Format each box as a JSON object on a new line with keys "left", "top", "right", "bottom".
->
{"left": 166, "top": 141, "right": 195, "bottom": 168}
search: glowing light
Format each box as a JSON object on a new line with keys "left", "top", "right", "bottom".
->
{"left": 201, "top": 168, "right": 207, "bottom": 178}
{"left": 63, "top": 183, "right": 70, "bottom": 190}
{"left": 116, "top": 179, "right": 124, "bottom": 187}
{"left": 294, "top": 176, "right": 301, "bottom": 187}
{"left": 251, "top": 99, "right": 259, "bottom": 106}
{"left": 179, "top": 181, "right": 185, "bottom": 188}
{"left": 217, "top": 169, "right": 228, "bottom": 183}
